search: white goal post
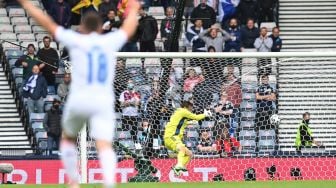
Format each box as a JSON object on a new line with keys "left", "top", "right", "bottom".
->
{"left": 78, "top": 51, "right": 336, "bottom": 183}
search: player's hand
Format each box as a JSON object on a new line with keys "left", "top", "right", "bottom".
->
{"left": 203, "top": 109, "right": 213, "bottom": 117}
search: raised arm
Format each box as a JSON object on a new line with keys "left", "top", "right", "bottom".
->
{"left": 17, "top": 0, "right": 58, "bottom": 36}
{"left": 120, "top": 0, "right": 141, "bottom": 40}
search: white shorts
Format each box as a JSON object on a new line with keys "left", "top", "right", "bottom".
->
{"left": 62, "top": 95, "right": 115, "bottom": 142}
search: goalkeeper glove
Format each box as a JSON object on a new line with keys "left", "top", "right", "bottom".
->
{"left": 203, "top": 109, "right": 213, "bottom": 117}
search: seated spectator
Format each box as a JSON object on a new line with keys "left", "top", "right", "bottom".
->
{"left": 102, "top": 9, "right": 121, "bottom": 33}
{"left": 197, "top": 129, "right": 217, "bottom": 152}
{"left": 22, "top": 65, "right": 48, "bottom": 113}
{"left": 255, "top": 74, "right": 276, "bottom": 130}
{"left": 49, "top": 0, "right": 71, "bottom": 28}
{"left": 200, "top": 46, "right": 224, "bottom": 81}
{"left": 137, "top": 6, "right": 158, "bottom": 52}
{"left": 185, "top": 19, "right": 206, "bottom": 52}
{"left": 183, "top": 68, "right": 204, "bottom": 93}
{"left": 216, "top": 127, "right": 241, "bottom": 157}
{"left": 15, "top": 44, "right": 40, "bottom": 81}
{"left": 224, "top": 18, "right": 242, "bottom": 52}
{"left": 119, "top": 79, "right": 141, "bottom": 142}
{"left": 295, "top": 112, "right": 322, "bottom": 151}
{"left": 241, "top": 18, "right": 259, "bottom": 50}
{"left": 270, "top": 27, "right": 282, "bottom": 52}
{"left": 43, "top": 99, "right": 62, "bottom": 155}
{"left": 214, "top": 90, "right": 234, "bottom": 132}
{"left": 57, "top": 73, "right": 71, "bottom": 102}
{"left": 258, "top": 0, "right": 276, "bottom": 23}
{"left": 199, "top": 24, "right": 231, "bottom": 52}
{"left": 98, "top": 0, "right": 117, "bottom": 22}
{"left": 160, "top": 7, "right": 176, "bottom": 51}
{"left": 191, "top": 0, "right": 216, "bottom": 29}
{"left": 37, "top": 36, "right": 59, "bottom": 87}
{"left": 218, "top": 0, "right": 240, "bottom": 28}
{"left": 137, "top": 119, "right": 150, "bottom": 147}
{"left": 237, "top": 0, "right": 259, "bottom": 25}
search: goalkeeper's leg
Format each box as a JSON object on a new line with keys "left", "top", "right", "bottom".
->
{"left": 175, "top": 144, "right": 193, "bottom": 172}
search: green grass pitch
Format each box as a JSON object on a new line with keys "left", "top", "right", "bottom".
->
{"left": 1, "top": 181, "right": 336, "bottom": 188}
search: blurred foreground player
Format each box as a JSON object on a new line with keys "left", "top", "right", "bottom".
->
{"left": 17, "top": 0, "right": 141, "bottom": 188}
{"left": 164, "top": 101, "right": 212, "bottom": 176}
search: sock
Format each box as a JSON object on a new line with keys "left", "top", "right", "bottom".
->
{"left": 60, "top": 140, "right": 79, "bottom": 184}
{"left": 177, "top": 150, "right": 185, "bottom": 167}
{"left": 98, "top": 148, "right": 116, "bottom": 187}
{"left": 182, "top": 155, "right": 191, "bottom": 167}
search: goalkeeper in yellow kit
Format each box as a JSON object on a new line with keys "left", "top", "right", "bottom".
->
{"left": 164, "top": 101, "right": 213, "bottom": 176}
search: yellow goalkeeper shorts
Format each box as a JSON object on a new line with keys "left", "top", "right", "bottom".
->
{"left": 164, "top": 136, "right": 185, "bottom": 152}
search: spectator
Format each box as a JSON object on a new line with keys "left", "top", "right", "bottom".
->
{"left": 184, "top": 0, "right": 195, "bottom": 21}
{"left": 98, "top": 0, "right": 117, "bottom": 22}
{"left": 185, "top": 19, "right": 206, "bottom": 52}
{"left": 49, "top": 0, "right": 71, "bottom": 28}
{"left": 200, "top": 46, "right": 224, "bottom": 81}
{"left": 237, "top": 0, "right": 259, "bottom": 25}
{"left": 254, "top": 27, "right": 273, "bottom": 52}
{"left": 102, "top": 9, "right": 121, "bottom": 33}
{"left": 15, "top": 44, "right": 40, "bottom": 81}
{"left": 137, "top": 6, "right": 158, "bottom": 52}
{"left": 224, "top": 18, "right": 242, "bottom": 52}
{"left": 57, "top": 73, "right": 71, "bottom": 102}
{"left": 216, "top": 127, "right": 241, "bottom": 157}
{"left": 137, "top": 118, "right": 150, "bottom": 147}
{"left": 270, "top": 27, "right": 282, "bottom": 52}
{"left": 22, "top": 65, "right": 48, "bottom": 113}
{"left": 241, "top": 18, "right": 259, "bottom": 49}
{"left": 197, "top": 130, "right": 217, "bottom": 152}
{"left": 255, "top": 74, "right": 276, "bottom": 130}
{"left": 43, "top": 99, "right": 62, "bottom": 155}
{"left": 160, "top": 7, "right": 176, "bottom": 51}
{"left": 191, "top": 0, "right": 216, "bottom": 29}
{"left": 114, "top": 60, "right": 129, "bottom": 112}
{"left": 37, "top": 36, "right": 59, "bottom": 87}
{"left": 183, "top": 68, "right": 204, "bottom": 93}
{"left": 258, "top": 0, "right": 276, "bottom": 23}
{"left": 254, "top": 27, "right": 273, "bottom": 75}
{"left": 223, "top": 73, "right": 242, "bottom": 135}
{"left": 199, "top": 24, "right": 231, "bottom": 52}
{"left": 214, "top": 90, "right": 234, "bottom": 133}
{"left": 218, "top": 0, "right": 240, "bottom": 28}
{"left": 119, "top": 79, "right": 141, "bottom": 142}
{"left": 295, "top": 112, "right": 322, "bottom": 151}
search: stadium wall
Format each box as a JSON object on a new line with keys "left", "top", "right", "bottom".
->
{"left": 2, "top": 158, "right": 336, "bottom": 184}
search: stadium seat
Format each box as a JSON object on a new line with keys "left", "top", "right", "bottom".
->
{"left": 35, "top": 33, "right": 52, "bottom": 42}
{"left": 201, "top": 121, "right": 215, "bottom": 129}
{"left": 15, "top": 77, "right": 23, "bottom": 90}
{"left": 116, "top": 131, "right": 132, "bottom": 140}
{"left": 14, "top": 25, "right": 32, "bottom": 33}
{"left": 241, "top": 111, "right": 256, "bottom": 121}
{"left": 12, "top": 67, "right": 23, "bottom": 78}
{"left": 148, "top": 6, "right": 165, "bottom": 19}
{"left": 0, "top": 16, "right": 10, "bottom": 24}
{"left": 0, "top": 33, "right": 17, "bottom": 42}
{"left": 239, "top": 130, "right": 256, "bottom": 140}
{"left": 8, "top": 59, "right": 17, "bottom": 69}
{"left": 9, "top": 8, "right": 25, "bottom": 17}
{"left": 30, "top": 0, "right": 42, "bottom": 8}
{"left": 32, "top": 25, "right": 48, "bottom": 33}
{"left": 242, "top": 92, "right": 256, "bottom": 101}
{"left": 144, "top": 58, "right": 160, "bottom": 67}
{"left": 240, "top": 120, "right": 255, "bottom": 130}
{"left": 34, "top": 129, "right": 47, "bottom": 141}
{"left": 37, "top": 138, "right": 48, "bottom": 152}
{"left": 259, "top": 130, "right": 276, "bottom": 140}
{"left": 29, "top": 113, "right": 45, "bottom": 123}
{"left": 5, "top": 49, "right": 23, "bottom": 59}
{"left": 241, "top": 75, "right": 258, "bottom": 84}
{"left": 17, "top": 33, "right": 35, "bottom": 41}
{"left": 125, "top": 58, "right": 141, "bottom": 67}
{"left": 118, "top": 139, "right": 135, "bottom": 150}
{"left": 241, "top": 83, "right": 257, "bottom": 93}
{"left": 186, "top": 130, "right": 199, "bottom": 139}
{"left": 260, "top": 22, "right": 277, "bottom": 32}
{"left": 0, "top": 25, "right": 14, "bottom": 33}
{"left": 116, "top": 119, "right": 123, "bottom": 130}
{"left": 47, "top": 86, "right": 56, "bottom": 95}
{"left": 28, "top": 17, "right": 40, "bottom": 26}
{"left": 2, "top": 42, "right": 20, "bottom": 50}
{"left": 240, "top": 140, "right": 256, "bottom": 152}
{"left": 31, "top": 122, "right": 44, "bottom": 133}
{"left": 0, "top": 8, "right": 7, "bottom": 16}
{"left": 240, "top": 101, "right": 257, "bottom": 110}
{"left": 258, "top": 140, "right": 275, "bottom": 153}
{"left": 11, "top": 17, "right": 28, "bottom": 25}
{"left": 242, "top": 66, "right": 258, "bottom": 75}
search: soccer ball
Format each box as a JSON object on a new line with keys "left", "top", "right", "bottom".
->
{"left": 270, "top": 114, "right": 281, "bottom": 125}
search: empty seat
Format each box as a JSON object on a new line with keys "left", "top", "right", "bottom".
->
{"left": 240, "top": 140, "right": 256, "bottom": 150}
{"left": 242, "top": 93, "right": 256, "bottom": 101}
{"left": 241, "top": 111, "right": 256, "bottom": 121}
{"left": 0, "top": 16, "right": 10, "bottom": 24}
{"left": 116, "top": 131, "right": 132, "bottom": 140}
{"left": 12, "top": 67, "right": 23, "bottom": 78}
{"left": 118, "top": 139, "right": 135, "bottom": 150}
{"left": 31, "top": 0, "right": 42, "bottom": 8}
{"left": 5, "top": 49, "right": 23, "bottom": 59}
{"left": 240, "top": 120, "right": 255, "bottom": 129}
{"left": 9, "top": 59, "right": 18, "bottom": 68}
{"left": 28, "top": 17, "right": 39, "bottom": 26}
{"left": 32, "top": 25, "right": 47, "bottom": 33}
{"left": 186, "top": 130, "right": 199, "bottom": 139}
{"left": 0, "top": 32, "right": 17, "bottom": 41}
{"left": 35, "top": 130, "right": 47, "bottom": 141}
{"left": 0, "top": 8, "right": 7, "bottom": 16}
{"left": 35, "top": 33, "right": 52, "bottom": 41}
{"left": 259, "top": 129, "right": 276, "bottom": 140}
{"left": 29, "top": 113, "right": 45, "bottom": 123}
{"left": 2, "top": 42, "right": 20, "bottom": 50}
{"left": 239, "top": 130, "right": 256, "bottom": 140}
{"left": 201, "top": 121, "right": 215, "bottom": 129}
{"left": 148, "top": 7, "right": 165, "bottom": 19}
{"left": 11, "top": 17, "right": 28, "bottom": 25}
{"left": 0, "top": 25, "right": 13, "bottom": 33}
{"left": 241, "top": 83, "right": 257, "bottom": 93}
{"left": 240, "top": 101, "right": 256, "bottom": 110}
{"left": 31, "top": 122, "right": 44, "bottom": 133}
{"left": 17, "top": 33, "right": 35, "bottom": 41}
{"left": 15, "top": 77, "right": 23, "bottom": 89}
{"left": 260, "top": 22, "right": 276, "bottom": 32}
{"left": 9, "top": 8, "right": 25, "bottom": 17}
{"left": 258, "top": 140, "right": 275, "bottom": 152}
{"left": 14, "top": 25, "right": 32, "bottom": 33}
{"left": 241, "top": 75, "right": 258, "bottom": 84}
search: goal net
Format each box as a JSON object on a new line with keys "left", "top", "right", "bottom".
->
{"left": 78, "top": 52, "right": 336, "bottom": 183}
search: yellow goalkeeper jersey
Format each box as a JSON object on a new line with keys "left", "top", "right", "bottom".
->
{"left": 164, "top": 108, "right": 206, "bottom": 139}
